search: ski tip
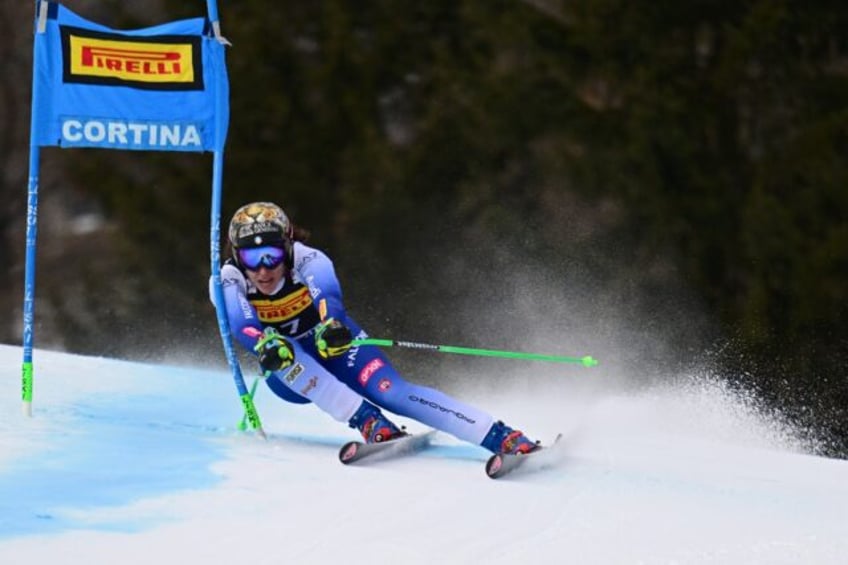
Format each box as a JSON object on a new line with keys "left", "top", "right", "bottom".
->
{"left": 338, "top": 430, "right": 435, "bottom": 466}
{"left": 485, "top": 432, "right": 564, "bottom": 479}
{"left": 485, "top": 454, "right": 505, "bottom": 478}
{"left": 339, "top": 441, "right": 361, "bottom": 464}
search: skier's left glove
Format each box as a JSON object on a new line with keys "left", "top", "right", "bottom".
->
{"left": 254, "top": 328, "right": 295, "bottom": 377}
{"left": 315, "top": 318, "right": 353, "bottom": 359}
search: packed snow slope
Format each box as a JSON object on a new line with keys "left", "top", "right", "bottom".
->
{"left": 1, "top": 344, "right": 846, "bottom": 564}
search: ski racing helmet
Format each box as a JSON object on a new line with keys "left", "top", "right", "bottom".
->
{"left": 228, "top": 202, "right": 294, "bottom": 269}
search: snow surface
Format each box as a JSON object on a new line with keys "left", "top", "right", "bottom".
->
{"left": 1, "top": 344, "right": 846, "bottom": 564}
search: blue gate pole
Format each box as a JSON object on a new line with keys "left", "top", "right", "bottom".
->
{"left": 206, "top": 1, "right": 264, "bottom": 436}
{"left": 21, "top": 0, "right": 49, "bottom": 417}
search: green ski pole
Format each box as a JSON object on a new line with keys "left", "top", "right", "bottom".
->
{"left": 238, "top": 377, "right": 260, "bottom": 431}
{"left": 351, "top": 338, "right": 598, "bottom": 367}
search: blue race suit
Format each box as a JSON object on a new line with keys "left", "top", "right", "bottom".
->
{"left": 213, "top": 241, "right": 495, "bottom": 445}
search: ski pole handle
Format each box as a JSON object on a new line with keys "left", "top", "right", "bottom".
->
{"left": 351, "top": 338, "right": 598, "bottom": 367}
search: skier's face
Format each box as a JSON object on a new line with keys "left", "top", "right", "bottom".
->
{"left": 238, "top": 244, "right": 287, "bottom": 294}
{"left": 245, "top": 262, "right": 285, "bottom": 295}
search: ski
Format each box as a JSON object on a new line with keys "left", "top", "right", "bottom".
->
{"left": 485, "top": 433, "right": 564, "bottom": 479}
{"left": 339, "top": 430, "right": 437, "bottom": 465}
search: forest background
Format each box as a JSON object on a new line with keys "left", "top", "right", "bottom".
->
{"left": 1, "top": 1, "right": 846, "bottom": 456}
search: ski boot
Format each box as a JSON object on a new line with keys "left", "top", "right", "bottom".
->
{"left": 348, "top": 401, "right": 404, "bottom": 443}
{"left": 481, "top": 420, "right": 539, "bottom": 455}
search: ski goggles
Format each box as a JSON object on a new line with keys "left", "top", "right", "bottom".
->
{"left": 237, "top": 245, "right": 286, "bottom": 271}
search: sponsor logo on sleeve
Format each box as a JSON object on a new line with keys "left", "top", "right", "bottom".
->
{"left": 283, "top": 363, "right": 304, "bottom": 385}
{"left": 300, "top": 376, "right": 318, "bottom": 396}
{"left": 295, "top": 251, "right": 318, "bottom": 271}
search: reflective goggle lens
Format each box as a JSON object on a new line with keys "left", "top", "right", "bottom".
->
{"left": 237, "top": 246, "right": 286, "bottom": 270}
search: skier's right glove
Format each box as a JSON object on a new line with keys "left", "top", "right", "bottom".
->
{"left": 253, "top": 327, "right": 295, "bottom": 377}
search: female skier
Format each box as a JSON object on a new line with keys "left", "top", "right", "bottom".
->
{"left": 213, "top": 201, "right": 537, "bottom": 455}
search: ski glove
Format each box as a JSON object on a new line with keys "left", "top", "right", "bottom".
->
{"left": 253, "top": 327, "right": 295, "bottom": 377}
{"left": 315, "top": 318, "right": 353, "bottom": 359}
